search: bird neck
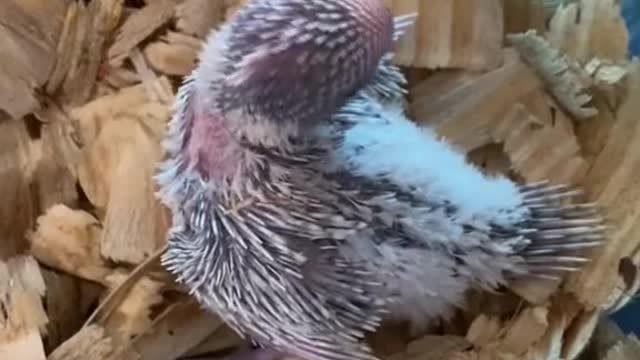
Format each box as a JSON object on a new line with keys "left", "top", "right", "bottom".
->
{"left": 183, "top": 90, "right": 305, "bottom": 200}
{"left": 185, "top": 105, "right": 244, "bottom": 184}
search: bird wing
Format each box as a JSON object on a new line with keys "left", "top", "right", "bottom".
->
{"left": 318, "top": 81, "right": 605, "bottom": 294}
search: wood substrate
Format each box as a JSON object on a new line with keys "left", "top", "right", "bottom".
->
{"left": 0, "top": 0, "right": 639, "bottom": 359}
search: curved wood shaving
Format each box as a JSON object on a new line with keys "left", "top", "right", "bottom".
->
{"left": 508, "top": 30, "right": 597, "bottom": 119}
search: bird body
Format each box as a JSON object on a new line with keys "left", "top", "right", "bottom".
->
{"left": 156, "top": 1, "right": 605, "bottom": 360}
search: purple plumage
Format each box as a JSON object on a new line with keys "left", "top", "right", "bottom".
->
{"left": 155, "top": 1, "right": 605, "bottom": 360}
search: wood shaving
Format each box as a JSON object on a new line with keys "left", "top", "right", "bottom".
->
{"left": 0, "top": 0, "right": 637, "bottom": 359}
{"left": 384, "top": 0, "right": 504, "bottom": 70}
{"left": 508, "top": 30, "right": 597, "bottom": 119}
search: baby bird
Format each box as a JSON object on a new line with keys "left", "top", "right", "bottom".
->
{"left": 155, "top": 1, "right": 605, "bottom": 360}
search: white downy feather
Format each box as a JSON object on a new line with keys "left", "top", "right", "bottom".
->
{"left": 332, "top": 97, "right": 529, "bottom": 226}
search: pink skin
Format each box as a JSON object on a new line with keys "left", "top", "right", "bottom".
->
{"left": 186, "top": 93, "right": 242, "bottom": 182}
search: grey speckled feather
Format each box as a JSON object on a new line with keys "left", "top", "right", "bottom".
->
{"left": 217, "top": 0, "right": 395, "bottom": 127}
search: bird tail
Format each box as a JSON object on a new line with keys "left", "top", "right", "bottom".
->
{"left": 507, "top": 180, "right": 607, "bottom": 282}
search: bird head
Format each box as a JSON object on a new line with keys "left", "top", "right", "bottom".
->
{"left": 203, "top": 0, "right": 395, "bottom": 128}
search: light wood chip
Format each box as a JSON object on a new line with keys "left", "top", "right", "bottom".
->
{"left": 410, "top": 49, "right": 542, "bottom": 153}
{"left": 566, "top": 61, "right": 640, "bottom": 308}
{"left": 548, "top": 0, "right": 628, "bottom": 62}
{"left": 176, "top": 0, "right": 224, "bottom": 38}
{"left": 384, "top": 0, "right": 504, "bottom": 70}
{"left": 48, "top": 325, "right": 114, "bottom": 360}
{"left": 144, "top": 33, "right": 201, "bottom": 76}
{"left": 29, "top": 204, "right": 111, "bottom": 283}
{"left": 108, "top": 0, "right": 175, "bottom": 65}
{"left": 0, "top": 0, "right": 68, "bottom": 118}
{"left": 508, "top": 30, "right": 597, "bottom": 119}
{"left": 113, "top": 300, "right": 227, "bottom": 360}
{"left": 60, "top": 0, "right": 124, "bottom": 105}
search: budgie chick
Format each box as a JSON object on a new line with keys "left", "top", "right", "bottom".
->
{"left": 155, "top": 1, "right": 605, "bottom": 360}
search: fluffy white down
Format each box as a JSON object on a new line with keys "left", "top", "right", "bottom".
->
{"left": 337, "top": 233, "right": 467, "bottom": 333}
{"left": 335, "top": 99, "right": 528, "bottom": 225}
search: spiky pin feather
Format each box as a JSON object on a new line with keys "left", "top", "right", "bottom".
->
{"left": 156, "top": 1, "right": 606, "bottom": 360}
